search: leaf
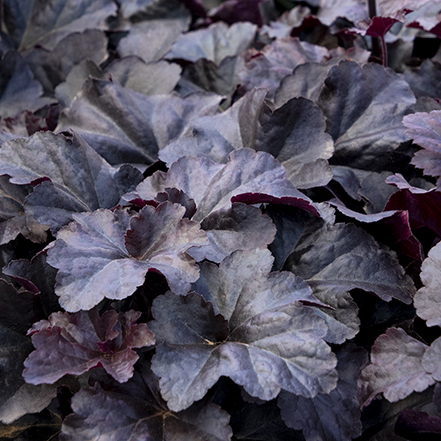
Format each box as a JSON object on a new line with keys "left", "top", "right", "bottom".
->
{"left": 318, "top": 61, "right": 416, "bottom": 170}
{"left": 3, "top": 253, "right": 60, "bottom": 317}
{"left": 208, "top": 0, "right": 275, "bottom": 26}
{"left": 285, "top": 222, "right": 415, "bottom": 343}
{"left": 395, "top": 409, "right": 441, "bottom": 440}
{"left": 23, "top": 29, "right": 108, "bottom": 95}
{"left": 385, "top": 174, "right": 441, "bottom": 238}
{"left": 151, "top": 249, "right": 337, "bottom": 412}
{"left": 278, "top": 343, "right": 368, "bottom": 441}
{"left": 61, "top": 379, "right": 232, "bottom": 441}
{"left": 358, "top": 327, "right": 435, "bottom": 407}
{"left": 23, "top": 309, "right": 154, "bottom": 384}
{"left": 260, "top": 6, "right": 312, "bottom": 39}
{"left": 0, "top": 51, "right": 54, "bottom": 118}
{"left": 56, "top": 78, "right": 222, "bottom": 165}
{"left": 285, "top": 222, "right": 415, "bottom": 304}
{"left": 0, "top": 131, "right": 143, "bottom": 232}
{"left": 165, "top": 21, "right": 257, "bottom": 64}
{"left": 404, "top": 59, "right": 441, "bottom": 101}
{"left": 126, "top": 148, "right": 320, "bottom": 223}
{"left": 159, "top": 88, "right": 267, "bottom": 166}
{"left": 403, "top": 110, "right": 441, "bottom": 187}
{"left": 317, "top": 0, "right": 368, "bottom": 26}
{"left": 255, "top": 97, "right": 334, "bottom": 188}
{"left": 0, "top": 176, "right": 48, "bottom": 245}
{"left": 17, "top": 0, "right": 117, "bottom": 51}
{"left": 0, "top": 280, "right": 47, "bottom": 424}
{"left": 238, "top": 37, "right": 328, "bottom": 99}
{"left": 188, "top": 202, "right": 277, "bottom": 263}
{"left": 46, "top": 203, "right": 208, "bottom": 311}
{"left": 118, "top": 17, "right": 190, "bottom": 63}
{"left": 414, "top": 241, "right": 441, "bottom": 327}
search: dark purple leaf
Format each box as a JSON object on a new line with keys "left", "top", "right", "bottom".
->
{"left": 385, "top": 174, "right": 441, "bottom": 237}
{"left": 3, "top": 253, "right": 60, "bottom": 316}
{"left": 286, "top": 222, "right": 415, "bottom": 302}
{"left": 159, "top": 88, "right": 267, "bottom": 166}
{"left": 117, "top": 18, "right": 190, "bottom": 64}
{"left": 166, "top": 21, "right": 257, "bottom": 64}
{"left": 151, "top": 249, "right": 337, "bottom": 411}
{"left": 395, "top": 409, "right": 441, "bottom": 440}
{"left": 0, "top": 280, "right": 49, "bottom": 424}
{"left": 358, "top": 328, "right": 434, "bottom": 407}
{"left": 404, "top": 60, "right": 441, "bottom": 101}
{"left": 23, "top": 309, "right": 155, "bottom": 384}
{"left": 208, "top": 0, "right": 272, "bottom": 26}
{"left": 0, "top": 51, "right": 54, "bottom": 118}
{"left": 0, "top": 176, "right": 48, "bottom": 245}
{"left": 260, "top": 6, "right": 312, "bottom": 39}
{"left": 17, "top": 0, "right": 117, "bottom": 51}
{"left": 23, "top": 29, "right": 108, "bottom": 95}
{"left": 61, "top": 380, "right": 232, "bottom": 441}
{"left": 265, "top": 204, "right": 331, "bottom": 271}
{"left": 403, "top": 111, "right": 441, "bottom": 187}
{"left": 238, "top": 37, "right": 328, "bottom": 99}
{"left": 278, "top": 343, "right": 368, "bottom": 441}
{"left": 285, "top": 222, "right": 415, "bottom": 343}
{"left": 178, "top": 0, "right": 207, "bottom": 18}
{"left": 414, "top": 241, "right": 441, "bottom": 327}
{"left": 318, "top": 61, "right": 416, "bottom": 170}
{"left": 317, "top": 0, "right": 368, "bottom": 26}
{"left": 46, "top": 203, "right": 208, "bottom": 311}
{"left": 126, "top": 148, "right": 320, "bottom": 222}
{"left": 56, "top": 78, "right": 222, "bottom": 165}
{"left": 120, "top": 0, "right": 190, "bottom": 22}
{"left": 255, "top": 97, "right": 334, "bottom": 188}
{"left": 347, "top": 15, "right": 404, "bottom": 38}
{"left": 188, "top": 202, "right": 277, "bottom": 263}
{"left": 0, "top": 131, "right": 143, "bottom": 232}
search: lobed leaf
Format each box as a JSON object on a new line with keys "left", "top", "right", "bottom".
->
{"left": 358, "top": 328, "right": 434, "bottom": 407}
{"left": 23, "top": 309, "right": 154, "bottom": 384}
{"left": 0, "top": 131, "right": 143, "bottom": 232}
{"left": 47, "top": 203, "right": 208, "bottom": 311}
{"left": 151, "top": 249, "right": 337, "bottom": 412}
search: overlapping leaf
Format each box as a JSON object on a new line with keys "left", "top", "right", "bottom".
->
{"left": 46, "top": 203, "right": 208, "bottom": 311}
{"left": 165, "top": 21, "right": 257, "bottom": 64}
{"left": 159, "top": 88, "right": 267, "bottom": 165}
{"left": 23, "top": 29, "right": 108, "bottom": 95}
{"left": 150, "top": 249, "right": 338, "bottom": 412}
{"left": 0, "top": 51, "right": 54, "bottom": 118}
{"left": 125, "top": 148, "right": 320, "bottom": 223}
{"left": 278, "top": 343, "right": 368, "bottom": 441}
{"left": 56, "top": 78, "right": 222, "bottom": 165}
{"left": 14, "top": 0, "right": 117, "bottom": 51}
{"left": 0, "top": 177, "right": 48, "bottom": 245}
{"left": 403, "top": 110, "right": 441, "bottom": 187}
{"left": 255, "top": 97, "right": 334, "bottom": 188}
{"left": 0, "top": 131, "right": 143, "bottom": 232}
{"left": 23, "top": 309, "right": 154, "bottom": 384}
{"left": 285, "top": 222, "right": 415, "bottom": 343}
{"left": 238, "top": 37, "right": 328, "bottom": 99}
{"left": 318, "top": 60, "right": 416, "bottom": 170}
{"left": 414, "top": 241, "right": 441, "bottom": 327}
{"left": 0, "top": 280, "right": 48, "bottom": 424}
{"left": 61, "top": 376, "right": 232, "bottom": 441}
{"left": 358, "top": 327, "right": 434, "bottom": 407}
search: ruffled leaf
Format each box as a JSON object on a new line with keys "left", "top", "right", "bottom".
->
{"left": 46, "top": 203, "right": 208, "bottom": 311}
{"left": 23, "top": 309, "right": 155, "bottom": 384}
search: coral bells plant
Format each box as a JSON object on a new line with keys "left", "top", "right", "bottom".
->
{"left": 1, "top": 0, "right": 441, "bottom": 439}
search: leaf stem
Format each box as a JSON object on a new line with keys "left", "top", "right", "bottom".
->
{"left": 380, "top": 36, "right": 388, "bottom": 67}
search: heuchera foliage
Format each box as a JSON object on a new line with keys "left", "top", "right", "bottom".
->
{"left": 1, "top": 0, "right": 441, "bottom": 440}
